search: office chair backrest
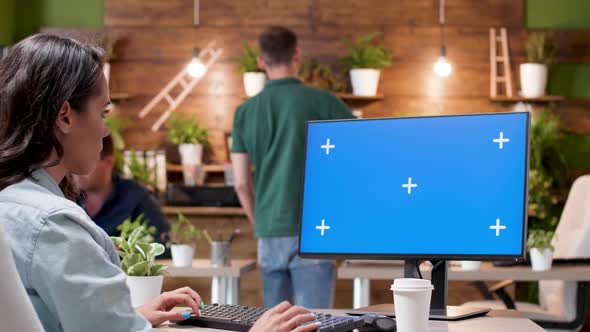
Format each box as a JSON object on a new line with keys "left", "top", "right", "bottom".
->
{"left": 0, "top": 224, "right": 44, "bottom": 331}
{"left": 539, "top": 175, "right": 590, "bottom": 322}
{"left": 552, "top": 175, "right": 590, "bottom": 259}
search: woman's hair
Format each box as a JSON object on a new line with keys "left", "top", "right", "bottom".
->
{"left": 0, "top": 33, "right": 105, "bottom": 200}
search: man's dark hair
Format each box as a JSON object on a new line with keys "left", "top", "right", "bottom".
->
{"left": 101, "top": 135, "right": 114, "bottom": 159}
{"left": 258, "top": 26, "right": 297, "bottom": 67}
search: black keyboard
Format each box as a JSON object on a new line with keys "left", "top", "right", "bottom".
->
{"left": 174, "top": 303, "right": 365, "bottom": 332}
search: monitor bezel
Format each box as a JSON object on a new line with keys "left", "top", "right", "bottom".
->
{"left": 297, "top": 112, "right": 530, "bottom": 261}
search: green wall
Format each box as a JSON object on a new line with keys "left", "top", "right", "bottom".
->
{"left": 526, "top": 0, "right": 590, "bottom": 29}
{"left": 0, "top": 0, "right": 16, "bottom": 44}
{"left": 527, "top": 0, "right": 590, "bottom": 99}
{"left": 41, "top": 0, "right": 103, "bottom": 28}
{"left": 548, "top": 64, "right": 590, "bottom": 99}
{"left": 10, "top": 0, "right": 103, "bottom": 43}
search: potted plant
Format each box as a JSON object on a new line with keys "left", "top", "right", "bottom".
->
{"left": 116, "top": 214, "right": 156, "bottom": 244}
{"left": 342, "top": 32, "right": 393, "bottom": 96}
{"left": 520, "top": 33, "right": 557, "bottom": 98}
{"left": 239, "top": 43, "right": 266, "bottom": 97}
{"left": 167, "top": 113, "right": 208, "bottom": 185}
{"left": 165, "top": 212, "right": 201, "bottom": 267}
{"left": 527, "top": 229, "right": 555, "bottom": 271}
{"left": 111, "top": 227, "right": 166, "bottom": 307}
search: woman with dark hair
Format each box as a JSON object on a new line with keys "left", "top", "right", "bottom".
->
{"left": 0, "top": 33, "right": 319, "bottom": 332}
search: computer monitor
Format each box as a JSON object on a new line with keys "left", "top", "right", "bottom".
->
{"left": 299, "top": 112, "right": 530, "bottom": 320}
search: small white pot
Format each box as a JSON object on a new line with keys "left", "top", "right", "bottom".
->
{"left": 103, "top": 62, "right": 111, "bottom": 84}
{"left": 178, "top": 144, "right": 203, "bottom": 186}
{"left": 530, "top": 248, "right": 553, "bottom": 271}
{"left": 350, "top": 68, "right": 381, "bottom": 96}
{"left": 126, "top": 275, "right": 164, "bottom": 307}
{"left": 520, "top": 63, "right": 548, "bottom": 98}
{"left": 171, "top": 244, "right": 195, "bottom": 267}
{"left": 461, "top": 261, "right": 481, "bottom": 271}
{"left": 243, "top": 72, "right": 266, "bottom": 97}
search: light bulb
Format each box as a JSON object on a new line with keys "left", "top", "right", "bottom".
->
{"left": 433, "top": 56, "right": 452, "bottom": 77}
{"left": 187, "top": 60, "right": 207, "bottom": 78}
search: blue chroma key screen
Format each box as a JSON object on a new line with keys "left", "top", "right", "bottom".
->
{"left": 299, "top": 112, "right": 529, "bottom": 258}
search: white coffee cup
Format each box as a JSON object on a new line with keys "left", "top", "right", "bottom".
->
{"left": 391, "top": 278, "right": 433, "bottom": 332}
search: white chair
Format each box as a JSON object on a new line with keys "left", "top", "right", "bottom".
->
{"left": 463, "top": 175, "right": 590, "bottom": 332}
{"left": 0, "top": 224, "right": 44, "bottom": 331}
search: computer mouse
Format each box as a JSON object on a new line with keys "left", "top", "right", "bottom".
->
{"left": 356, "top": 314, "right": 396, "bottom": 332}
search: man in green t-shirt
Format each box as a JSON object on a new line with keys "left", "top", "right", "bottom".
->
{"left": 231, "top": 26, "right": 354, "bottom": 309}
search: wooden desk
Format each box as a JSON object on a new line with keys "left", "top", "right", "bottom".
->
{"left": 153, "top": 309, "right": 545, "bottom": 332}
{"left": 159, "top": 259, "right": 257, "bottom": 305}
{"left": 338, "top": 261, "right": 590, "bottom": 308}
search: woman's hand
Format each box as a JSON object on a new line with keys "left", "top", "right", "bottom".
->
{"left": 136, "top": 287, "right": 202, "bottom": 327}
{"left": 251, "top": 301, "right": 320, "bottom": 332}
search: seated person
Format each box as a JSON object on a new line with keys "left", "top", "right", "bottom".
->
{"left": 76, "top": 134, "right": 169, "bottom": 250}
{"left": 0, "top": 33, "right": 319, "bottom": 332}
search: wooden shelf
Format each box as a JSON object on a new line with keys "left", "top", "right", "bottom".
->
{"left": 110, "top": 92, "right": 132, "bottom": 102}
{"left": 334, "top": 92, "right": 384, "bottom": 101}
{"left": 490, "top": 95, "right": 564, "bottom": 102}
{"left": 166, "top": 164, "right": 226, "bottom": 173}
{"left": 163, "top": 206, "right": 245, "bottom": 216}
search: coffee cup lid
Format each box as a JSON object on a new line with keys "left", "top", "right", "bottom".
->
{"left": 391, "top": 278, "right": 434, "bottom": 291}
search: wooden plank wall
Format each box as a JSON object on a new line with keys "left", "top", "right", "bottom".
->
{"left": 97, "top": 0, "right": 586, "bottom": 308}
{"left": 102, "top": 0, "right": 589, "bottom": 164}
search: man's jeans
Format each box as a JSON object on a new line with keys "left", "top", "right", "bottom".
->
{"left": 258, "top": 236, "right": 335, "bottom": 309}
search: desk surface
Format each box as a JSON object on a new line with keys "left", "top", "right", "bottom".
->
{"left": 338, "top": 261, "right": 590, "bottom": 281}
{"left": 153, "top": 309, "right": 545, "bottom": 332}
{"left": 159, "top": 259, "right": 257, "bottom": 278}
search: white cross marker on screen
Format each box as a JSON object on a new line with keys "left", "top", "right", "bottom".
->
{"left": 493, "top": 132, "right": 510, "bottom": 150}
{"left": 402, "top": 177, "right": 418, "bottom": 194}
{"left": 490, "top": 218, "right": 507, "bottom": 236}
{"left": 321, "top": 138, "right": 335, "bottom": 155}
{"left": 316, "top": 219, "right": 331, "bottom": 236}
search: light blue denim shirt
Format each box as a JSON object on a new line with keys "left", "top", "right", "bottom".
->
{"left": 0, "top": 169, "right": 151, "bottom": 332}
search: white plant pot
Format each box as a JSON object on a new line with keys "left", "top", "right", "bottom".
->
{"left": 520, "top": 63, "right": 548, "bottom": 98}
{"left": 243, "top": 72, "right": 266, "bottom": 97}
{"left": 103, "top": 62, "right": 111, "bottom": 84}
{"left": 178, "top": 144, "right": 203, "bottom": 186}
{"left": 530, "top": 248, "right": 553, "bottom": 271}
{"left": 461, "top": 261, "right": 481, "bottom": 271}
{"left": 126, "top": 275, "right": 163, "bottom": 307}
{"left": 350, "top": 68, "right": 381, "bottom": 96}
{"left": 171, "top": 244, "right": 195, "bottom": 267}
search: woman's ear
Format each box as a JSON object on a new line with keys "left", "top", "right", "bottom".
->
{"left": 55, "top": 101, "right": 73, "bottom": 134}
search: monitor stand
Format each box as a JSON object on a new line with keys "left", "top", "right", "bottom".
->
{"left": 347, "top": 259, "right": 490, "bottom": 321}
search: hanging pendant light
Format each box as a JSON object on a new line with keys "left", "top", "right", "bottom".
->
{"left": 433, "top": 0, "right": 452, "bottom": 77}
{"left": 187, "top": 48, "right": 207, "bottom": 78}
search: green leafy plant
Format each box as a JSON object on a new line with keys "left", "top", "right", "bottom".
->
{"left": 528, "top": 111, "right": 568, "bottom": 233}
{"left": 165, "top": 212, "right": 201, "bottom": 247}
{"left": 128, "top": 151, "right": 156, "bottom": 188}
{"left": 299, "top": 58, "right": 345, "bottom": 92}
{"left": 105, "top": 116, "right": 125, "bottom": 173}
{"left": 526, "top": 33, "right": 557, "bottom": 65}
{"left": 116, "top": 214, "right": 156, "bottom": 243}
{"left": 166, "top": 113, "right": 209, "bottom": 145}
{"left": 342, "top": 32, "right": 393, "bottom": 71}
{"left": 527, "top": 229, "right": 555, "bottom": 251}
{"left": 238, "top": 43, "right": 263, "bottom": 74}
{"left": 111, "top": 227, "right": 166, "bottom": 276}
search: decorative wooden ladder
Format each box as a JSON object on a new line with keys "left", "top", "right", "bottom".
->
{"left": 138, "top": 40, "right": 223, "bottom": 131}
{"left": 489, "top": 28, "right": 513, "bottom": 98}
